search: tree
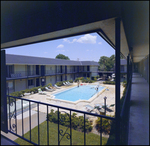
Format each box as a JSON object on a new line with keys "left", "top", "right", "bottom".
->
{"left": 55, "top": 54, "right": 70, "bottom": 60}
{"left": 98, "top": 55, "right": 115, "bottom": 71}
{"left": 98, "top": 56, "right": 109, "bottom": 71}
{"left": 98, "top": 54, "right": 125, "bottom": 71}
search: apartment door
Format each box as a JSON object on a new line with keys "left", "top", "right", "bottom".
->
{"left": 60, "top": 66, "right": 62, "bottom": 73}
{"left": 65, "top": 66, "right": 67, "bottom": 74}
{"left": 41, "top": 78, "right": 45, "bottom": 86}
{"left": 41, "top": 65, "right": 45, "bottom": 76}
{"left": 36, "top": 65, "right": 39, "bottom": 75}
{"left": 36, "top": 78, "right": 40, "bottom": 87}
{"left": 87, "top": 66, "right": 90, "bottom": 71}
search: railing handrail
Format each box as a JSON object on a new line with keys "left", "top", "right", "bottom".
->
{"left": 7, "top": 95, "right": 115, "bottom": 120}
{"left": 120, "top": 75, "right": 132, "bottom": 118}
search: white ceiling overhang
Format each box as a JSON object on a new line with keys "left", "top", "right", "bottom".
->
{"left": 1, "top": 17, "right": 129, "bottom": 59}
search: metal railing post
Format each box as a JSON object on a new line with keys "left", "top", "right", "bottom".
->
{"left": 115, "top": 17, "right": 121, "bottom": 145}
{"left": 127, "top": 55, "right": 129, "bottom": 87}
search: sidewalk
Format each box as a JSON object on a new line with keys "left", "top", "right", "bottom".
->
{"left": 1, "top": 111, "right": 46, "bottom": 141}
{"left": 128, "top": 73, "right": 149, "bottom": 145}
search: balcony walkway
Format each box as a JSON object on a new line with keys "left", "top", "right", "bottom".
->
{"left": 128, "top": 73, "right": 149, "bottom": 145}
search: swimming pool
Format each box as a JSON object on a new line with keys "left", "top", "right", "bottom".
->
{"left": 53, "top": 85, "right": 105, "bottom": 102}
{"left": 7, "top": 99, "right": 37, "bottom": 117}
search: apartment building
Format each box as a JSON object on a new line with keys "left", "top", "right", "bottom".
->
{"left": 6, "top": 54, "right": 99, "bottom": 93}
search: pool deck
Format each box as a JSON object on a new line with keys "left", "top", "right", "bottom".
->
{"left": 22, "top": 82, "right": 124, "bottom": 116}
{"left": 1, "top": 81, "right": 124, "bottom": 142}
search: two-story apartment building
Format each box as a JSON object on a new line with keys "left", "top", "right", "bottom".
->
{"left": 6, "top": 54, "right": 99, "bottom": 93}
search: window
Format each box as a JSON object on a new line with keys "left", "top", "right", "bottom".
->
{"left": 6, "top": 65, "right": 14, "bottom": 77}
{"left": 28, "top": 79, "right": 34, "bottom": 86}
{"left": 121, "top": 65, "right": 124, "bottom": 71}
{"left": 50, "top": 77, "right": 52, "bottom": 82}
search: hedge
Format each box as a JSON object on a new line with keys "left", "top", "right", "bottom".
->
{"left": 74, "top": 77, "right": 94, "bottom": 83}
{"left": 9, "top": 83, "right": 52, "bottom": 97}
{"left": 103, "top": 81, "right": 115, "bottom": 85}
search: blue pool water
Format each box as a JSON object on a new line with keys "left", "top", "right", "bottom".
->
{"left": 53, "top": 85, "right": 105, "bottom": 102}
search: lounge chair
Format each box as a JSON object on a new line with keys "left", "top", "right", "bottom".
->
{"left": 45, "top": 87, "right": 54, "bottom": 92}
{"left": 63, "top": 82, "right": 69, "bottom": 86}
{"left": 63, "top": 82, "right": 66, "bottom": 86}
{"left": 38, "top": 88, "right": 47, "bottom": 95}
{"left": 101, "top": 103, "right": 109, "bottom": 108}
{"left": 94, "top": 104, "right": 102, "bottom": 110}
{"left": 65, "top": 82, "right": 71, "bottom": 86}
{"left": 67, "top": 81, "right": 73, "bottom": 85}
{"left": 24, "top": 92, "right": 31, "bottom": 96}
{"left": 85, "top": 105, "right": 94, "bottom": 112}
{"left": 54, "top": 84, "right": 61, "bottom": 89}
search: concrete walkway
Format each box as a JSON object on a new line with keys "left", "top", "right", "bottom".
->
{"left": 128, "top": 73, "right": 149, "bottom": 145}
{"left": 1, "top": 111, "right": 46, "bottom": 141}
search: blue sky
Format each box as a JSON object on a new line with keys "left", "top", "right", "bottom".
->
{"left": 5, "top": 32, "right": 115, "bottom": 62}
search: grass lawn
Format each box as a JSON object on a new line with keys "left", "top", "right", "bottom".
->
{"left": 14, "top": 121, "right": 108, "bottom": 145}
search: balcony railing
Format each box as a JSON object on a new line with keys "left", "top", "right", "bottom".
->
{"left": 6, "top": 71, "right": 27, "bottom": 78}
{"left": 6, "top": 71, "right": 41, "bottom": 79}
{"left": 6, "top": 71, "right": 40, "bottom": 78}
{"left": 7, "top": 95, "right": 115, "bottom": 145}
{"left": 67, "top": 69, "right": 75, "bottom": 73}
{"left": 56, "top": 70, "right": 65, "bottom": 74}
{"left": 120, "top": 74, "right": 132, "bottom": 144}
{"left": 45, "top": 70, "right": 55, "bottom": 75}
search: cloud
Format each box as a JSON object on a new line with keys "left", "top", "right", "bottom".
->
{"left": 86, "top": 49, "right": 89, "bottom": 51}
{"left": 57, "top": 44, "right": 64, "bottom": 48}
{"left": 44, "top": 52, "right": 48, "bottom": 54}
{"left": 63, "top": 39, "right": 70, "bottom": 43}
{"left": 63, "top": 34, "right": 97, "bottom": 44}
{"left": 98, "top": 42, "right": 102, "bottom": 44}
{"left": 76, "top": 34, "right": 97, "bottom": 44}
{"left": 56, "top": 50, "right": 65, "bottom": 52}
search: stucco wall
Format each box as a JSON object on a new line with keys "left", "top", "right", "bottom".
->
{"left": 46, "top": 76, "right": 50, "bottom": 85}
{"left": 46, "top": 76, "right": 56, "bottom": 85}
{"left": 15, "top": 79, "right": 27, "bottom": 91}
{"left": 14, "top": 65, "right": 26, "bottom": 72}
{"left": 14, "top": 64, "right": 26, "bottom": 76}
{"left": 45, "top": 65, "right": 55, "bottom": 74}
{"left": 67, "top": 74, "right": 71, "bottom": 80}
{"left": 90, "top": 65, "right": 98, "bottom": 77}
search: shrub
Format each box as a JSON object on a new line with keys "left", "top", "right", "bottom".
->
{"left": 46, "top": 83, "right": 52, "bottom": 87}
{"left": 79, "top": 77, "right": 84, "bottom": 80}
{"left": 10, "top": 91, "right": 22, "bottom": 97}
{"left": 68, "top": 80, "right": 73, "bottom": 83}
{"left": 96, "top": 116, "right": 113, "bottom": 134}
{"left": 74, "top": 78, "right": 79, "bottom": 82}
{"left": 24, "top": 89, "right": 31, "bottom": 93}
{"left": 122, "top": 80, "right": 127, "bottom": 88}
{"left": 56, "top": 81, "right": 63, "bottom": 86}
{"left": 88, "top": 80, "right": 93, "bottom": 83}
{"left": 94, "top": 77, "right": 97, "bottom": 81}
{"left": 20, "top": 90, "right": 26, "bottom": 96}
{"left": 103, "top": 81, "right": 115, "bottom": 85}
{"left": 47, "top": 110, "right": 93, "bottom": 133}
{"left": 41, "top": 85, "right": 47, "bottom": 91}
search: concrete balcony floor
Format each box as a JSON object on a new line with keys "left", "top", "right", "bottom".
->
{"left": 128, "top": 73, "right": 149, "bottom": 145}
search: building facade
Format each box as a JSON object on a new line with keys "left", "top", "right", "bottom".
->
{"left": 6, "top": 54, "right": 99, "bottom": 93}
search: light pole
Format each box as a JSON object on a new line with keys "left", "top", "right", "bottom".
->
{"left": 7, "top": 86, "right": 9, "bottom": 95}
{"left": 104, "top": 96, "right": 107, "bottom": 115}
